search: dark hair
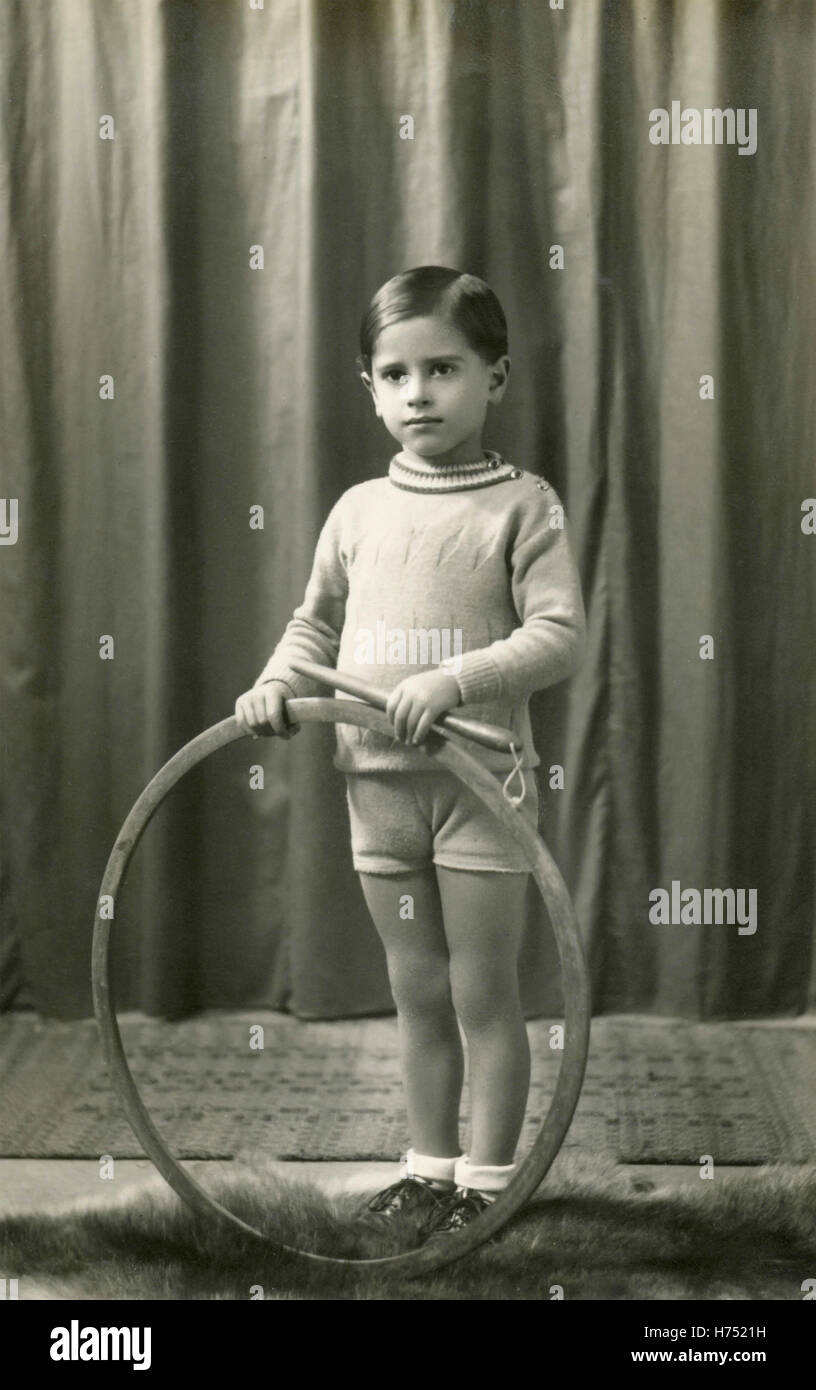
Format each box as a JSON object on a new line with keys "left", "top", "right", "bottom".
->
{"left": 358, "top": 266, "right": 508, "bottom": 374}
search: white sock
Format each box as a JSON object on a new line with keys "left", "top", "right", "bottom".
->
{"left": 454, "top": 1156, "right": 517, "bottom": 1201}
{"left": 402, "top": 1148, "right": 462, "bottom": 1187}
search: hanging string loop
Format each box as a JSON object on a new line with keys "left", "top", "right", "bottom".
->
{"left": 501, "top": 741, "right": 526, "bottom": 808}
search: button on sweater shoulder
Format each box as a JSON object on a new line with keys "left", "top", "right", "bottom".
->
{"left": 255, "top": 452, "right": 587, "bottom": 774}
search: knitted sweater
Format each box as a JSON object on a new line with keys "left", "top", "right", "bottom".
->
{"left": 255, "top": 450, "right": 587, "bottom": 773}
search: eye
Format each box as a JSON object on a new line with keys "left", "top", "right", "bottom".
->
{"left": 381, "top": 369, "right": 406, "bottom": 383}
{"left": 431, "top": 363, "right": 454, "bottom": 375}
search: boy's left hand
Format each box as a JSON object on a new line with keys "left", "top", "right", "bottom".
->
{"left": 385, "top": 670, "right": 462, "bottom": 745}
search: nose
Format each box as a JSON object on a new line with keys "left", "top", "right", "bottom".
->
{"left": 404, "top": 374, "right": 431, "bottom": 406}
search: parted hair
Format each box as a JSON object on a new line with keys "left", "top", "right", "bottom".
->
{"left": 358, "top": 266, "right": 508, "bottom": 374}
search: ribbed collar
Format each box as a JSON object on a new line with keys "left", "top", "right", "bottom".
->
{"left": 388, "top": 449, "right": 519, "bottom": 494}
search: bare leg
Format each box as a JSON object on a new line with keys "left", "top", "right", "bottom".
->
{"left": 436, "top": 867, "right": 530, "bottom": 1167}
{"left": 358, "top": 868, "right": 463, "bottom": 1157}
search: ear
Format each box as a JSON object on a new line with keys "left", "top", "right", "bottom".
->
{"left": 487, "top": 355, "right": 511, "bottom": 405}
{"left": 360, "top": 371, "right": 382, "bottom": 418}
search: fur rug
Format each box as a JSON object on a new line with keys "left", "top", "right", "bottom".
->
{"left": 2, "top": 1154, "right": 814, "bottom": 1300}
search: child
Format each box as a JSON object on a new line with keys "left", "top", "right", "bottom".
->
{"left": 235, "top": 266, "right": 586, "bottom": 1239}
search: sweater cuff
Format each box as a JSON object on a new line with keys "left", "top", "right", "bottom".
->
{"left": 440, "top": 650, "right": 504, "bottom": 704}
{"left": 253, "top": 665, "right": 311, "bottom": 698}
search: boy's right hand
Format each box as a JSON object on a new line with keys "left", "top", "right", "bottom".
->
{"left": 234, "top": 681, "right": 301, "bottom": 739}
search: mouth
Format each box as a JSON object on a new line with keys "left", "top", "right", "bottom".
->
{"left": 404, "top": 418, "right": 442, "bottom": 428}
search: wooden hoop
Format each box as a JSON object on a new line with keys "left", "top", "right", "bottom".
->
{"left": 92, "top": 700, "right": 591, "bottom": 1278}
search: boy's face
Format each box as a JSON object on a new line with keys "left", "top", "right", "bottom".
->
{"left": 362, "top": 315, "right": 510, "bottom": 468}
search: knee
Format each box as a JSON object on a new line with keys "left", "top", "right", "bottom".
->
{"left": 387, "top": 958, "right": 453, "bottom": 1021}
{"left": 450, "top": 963, "right": 518, "bottom": 1031}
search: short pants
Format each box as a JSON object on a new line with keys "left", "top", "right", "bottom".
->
{"left": 344, "top": 767, "right": 540, "bottom": 875}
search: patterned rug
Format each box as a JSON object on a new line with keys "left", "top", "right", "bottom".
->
{"left": 1, "top": 1012, "right": 814, "bottom": 1164}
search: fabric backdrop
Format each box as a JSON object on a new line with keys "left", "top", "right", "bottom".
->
{"left": 1, "top": 0, "right": 814, "bottom": 1021}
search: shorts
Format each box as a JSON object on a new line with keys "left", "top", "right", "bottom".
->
{"left": 344, "top": 767, "right": 540, "bottom": 875}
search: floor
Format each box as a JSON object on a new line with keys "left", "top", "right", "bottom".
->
{"left": 0, "top": 1157, "right": 785, "bottom": 1218}
{"left": 2, "top": 1011, "right": 813, "bottom": 1217}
